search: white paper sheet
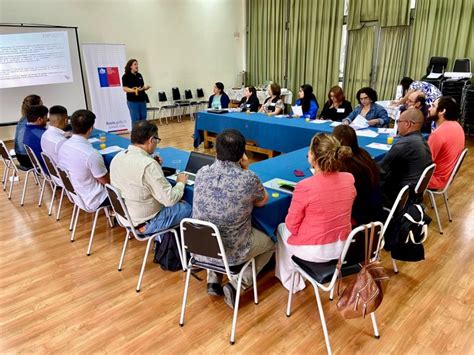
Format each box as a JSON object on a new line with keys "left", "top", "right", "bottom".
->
{"left": 88, "top": 138, "right": 100, "bottom": 143}
{"left": 350, "top": 115, "right": 369, "bottom": 130}
{"left": 310, "top": 119, "right": 331, "bottom": 124}
{"left": 426, "top": 72, "right": 443, "bottom": 79}
{"left": 98, "top": 146, "right": 124, "bottom": 155}
{"left": 291, "top": 105, "right": 303, "bottom": 117}
{"left": 377, "top": 128, "right": 396, "bottom": 135}
{"left": 356, "top": 129, "right": 379, "bottom": 138}
{"left": 366, "top": 142, "right": 392, "bottom": 151}
{"left": 330, "top": 121, "right": 342, "bottom": 127}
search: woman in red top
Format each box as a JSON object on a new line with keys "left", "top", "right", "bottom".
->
{"left": 275, "top": 133, "right": 356, "bottom": 292}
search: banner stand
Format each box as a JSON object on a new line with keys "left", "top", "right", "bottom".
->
{"left": 82, "top": 43, "right": 130, "bottom": 132}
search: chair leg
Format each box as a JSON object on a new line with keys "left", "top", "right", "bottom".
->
{"left": 1, "top": 163, "right": 8, "bottom": 188}
{"left": 48, "top": 185, "right": 57, "bottom": 216}
{"left": 313, "top": 284, "right": 333, "bottom": 355}
{"left": 230, "top": 270, "right": 245, "bottom": 345}
{"left": 171, "top": 229, "right": 185, "bottom": 271}
{"left": 71, "top": 207, "right": 80, "bottom": 242}
{"left": 20, "top": 170, "right": 32, "bottom": 205}
{"left": 38, "top": 178, "right": 47, "bottom": 207}
{"left": 8, "top": 170, "right": 16, "bottom": 200}
{"left": 136, "top": 237, "right": 154, "bottom": 292}
{"left": 86, "top": 209, "right": 100, "bottom": 256}
{"left": 179, "top": 266, "right": 193, "bottom": 327}
{"left": 370, "top": 312, "right": 380, "bottom": 339}
{"left": 329, "top": 285, "right": 335, "bottom": 301}
{"left": 56, "top": 189, "right": 65, "bottom": 221}
{"left": 69, "top": 204, "right": 77, "bottom": 231}
{"left": 391, "top": 257, "right": 398, "bottom": 274}
{"left": 252, "top": 259, "right": 258, "bottom": 305}
{"left": 104, "top": 207, "right": 114, "bottom": 228}
{"left": 286, "top": 269, "right": 297, "bottom": 317}
{"left": 118, "top": 230, "right": 130, "bottom": 271}
{"left": 428, "top": 192, "right": 443, "bottom": 234}
{"left": 443, "top": 192, "right": 452, "bottom": 222}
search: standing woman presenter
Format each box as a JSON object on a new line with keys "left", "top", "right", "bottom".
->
{"left": 122, "top": 59, "right": 151, "bottom": 123}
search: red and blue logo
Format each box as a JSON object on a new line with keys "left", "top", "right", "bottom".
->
{"left": 98, "top": 67, "right": 120, "bottom": 87}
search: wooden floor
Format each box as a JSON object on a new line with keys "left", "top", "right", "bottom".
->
{"left": 1, "top": 118, "right": 473, "bottom": 354}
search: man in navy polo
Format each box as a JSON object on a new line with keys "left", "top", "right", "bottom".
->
{"left": 23, "top": 105, "right": 49, "bottom": 172}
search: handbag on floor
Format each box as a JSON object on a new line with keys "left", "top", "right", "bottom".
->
{"left": 337, "top": 224, "right": 389, "bottom": 319}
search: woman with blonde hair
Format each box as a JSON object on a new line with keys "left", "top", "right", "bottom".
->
{"left": 275, "top": 133, "right": 356, "bottom": 292}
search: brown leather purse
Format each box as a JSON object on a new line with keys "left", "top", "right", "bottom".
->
{"left": 336, "top": 224, "right": 389, "bottom": 319}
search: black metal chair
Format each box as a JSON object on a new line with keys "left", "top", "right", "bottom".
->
{"left": 0, "top": 140, "right": 39, "bottom": 201}
{"left": 105, "top": 184, "right": 183, "bottom": 292}
{"left": 156, "top": 91, "right": 178, "bottom": 125}
{"left": 427, "top": 149, "right": 468, "bottom": 234}
{"left": 286, "top": 222, "right": 385, "bottom": 355}
{"left": 179, "top": 218, "right": 259, "bottom": 345}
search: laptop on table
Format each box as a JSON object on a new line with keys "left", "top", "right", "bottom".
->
{"left": 168, "top": 151, "right": 215, "bottom": 185}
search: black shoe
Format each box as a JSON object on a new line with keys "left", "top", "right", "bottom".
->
{"left": 223, "top": 283, "right": 236, "bottom": 309}
{"left": 207, "top": 283, "right": 224, "bottom": 297}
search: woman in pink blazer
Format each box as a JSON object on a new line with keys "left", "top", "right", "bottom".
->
{"left": 275, "top": 133, "right": 356, "bottom": 292}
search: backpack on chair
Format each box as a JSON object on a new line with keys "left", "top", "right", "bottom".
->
{"left": 384, "top": 203, "right": 431, "bottom": 262}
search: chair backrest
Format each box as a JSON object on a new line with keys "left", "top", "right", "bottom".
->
{"left": 426, "top": 56, "right": 448, "bottom": 75}
{"left": 24, "top": 144, "right": 46, "bottom": 178}
{"left": 57, "top": 167, "right": 76, "bottom": 195}
{"left": 414, "top": 163, "right": 436, "bottom": 196}
{"left": 196, "top": 88, "right": 205, "bottom": 99}
{"left": 172, "top": 87, "right": 181, "bottom": 101}
{"left": 340, "top": 222, "right": 384, "bottom": 268}
{"left": 158, "top": 91, "right": 168, "bottom": 103}
{"left": 184, "top": 89, "right": 193, "bottom": 100}
{"left": 180, "top": 218, "right": 232, "bottom": 277}
{"left": 453, "top": 58, "right": 471, "bottom": 73}
{"left": 41, "top": 152, "right": 60, "bottom": 180}
{"left": 441, "top": 148, "right": 468, "bottom": 192}
{"left": 105, "top": 183, "right": 142, "bottom": 238}
{"left": 0, "top": 140, "right": 13, "bottom": 161}
{"left": 382, "top": 185, "right": 410, "bottom": 237}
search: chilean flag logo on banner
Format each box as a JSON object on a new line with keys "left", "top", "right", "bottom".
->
{"left": 98, "top": 67, "right": 120, "bottom": 87}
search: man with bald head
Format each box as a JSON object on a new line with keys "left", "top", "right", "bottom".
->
{"left": 41, "top": 105, "right": 69, "bottom": 164}
{"left": 378, "top": 108, "right": 433, "bottom": 205}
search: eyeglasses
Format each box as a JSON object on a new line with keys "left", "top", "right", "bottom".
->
{"left": 359, "top": 96, "right": 370, "bottom": 101}
{"left": 153, "top": 136, "right": 161, "bottom": 143}
{"left": 398, "top": 119, "right": 415, "bottom": 125}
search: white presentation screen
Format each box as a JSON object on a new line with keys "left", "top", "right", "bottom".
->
{"left": 0, "top": 25, "right": 87, "bottom": 125}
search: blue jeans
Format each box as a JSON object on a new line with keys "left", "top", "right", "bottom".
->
{"left": 142, "top": 201, "right": 192, "bottom": 236}
{"left": 127, "top": 101, "right": 147, "bottom": 123}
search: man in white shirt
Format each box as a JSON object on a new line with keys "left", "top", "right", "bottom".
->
{"left": 41, "top": 105, "right": 69, "bottom": 164}
{"left": 110, "top": 121, "right": 191, "bottom": 234}
{"left": 58, "top": 109, "right": 109, "bottom": 211}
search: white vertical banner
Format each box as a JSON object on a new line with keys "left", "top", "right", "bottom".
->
{"left": 82, "top": 43, "right": 130, "bottom": 132}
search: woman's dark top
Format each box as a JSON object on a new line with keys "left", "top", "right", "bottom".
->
{"left": 320, "top": 100, "right": 353, "bottom": 121}
{"left": 341, "top": 148, "right": 384, "bottom": 226}
{"left": 239, "top": 94, "right": 260, "bottom": 112}
{"left": 122, "top": 72, "right": 147, "bottom": 102}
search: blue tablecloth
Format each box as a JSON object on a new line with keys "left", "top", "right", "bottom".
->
{"left": 195, "top": 111, "right": 333, "bottom": 152}
{"left": 91, "top": 127, "right": 393, "bottom": 241}
{"left": 194, "top": 111, "right": 397, "bottom": 158}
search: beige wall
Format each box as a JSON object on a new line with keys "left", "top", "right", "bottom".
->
{"left": 0, "top": 0, "right": 246, "bottom": 140}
